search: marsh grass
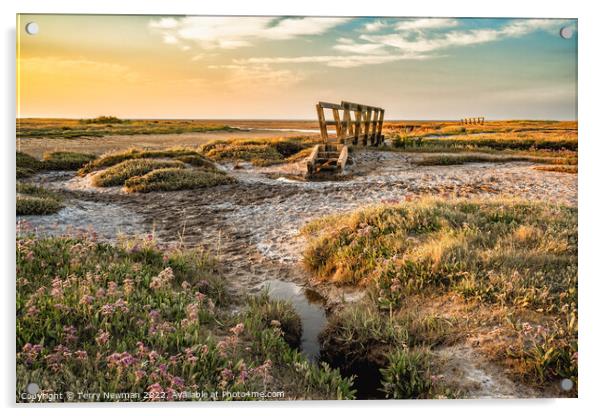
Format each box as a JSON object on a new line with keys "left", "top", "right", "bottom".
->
{"left": 534, "top": 165, "right": 578, "bottom": 174}
{"left": 388, "top": 128, "right": 577, "bottom": 155}
{"left": 78, "top": 148, "right": 211, "bottom": 175}
{"left": 124, "top": 168, "right": 234, "bottom": 193}
{"left": 319, "top": 303, "right": 459, "bottom": 398}
{"left": 244, "top": 293, "right": 302, "bottom": 348}
{"left": 16, "top": 233, "right": 355, "bottom": 401}
{"left": 42, "top": 151, "right": 97, "bottom": 170}
{"left": 415, "top": 154, "right": 577, "bottom": 167}
{"left": 305, "top": 199, "right": 577, "bottom": 389}
{"left": 92, "top": 159, "right": 186, "bottom": 187}
{"left": 200, "top": 137, "right": 316, "bottom": 166}
{"left": 16, "top": 183, "right": 63, "bottom": 215}
{"left": 17, "top": 151, "right": 97, "bottom": 178}
{"left": 17, "top": 118, "right": 236, "bottom": 139}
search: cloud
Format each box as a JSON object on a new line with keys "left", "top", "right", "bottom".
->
{"left": 234, "top": 53, "right": 429, "bottom": 68}
{"left": 333, "top": 37, "right": 387, "bottom": 55}
{"left": 364, "top": 20, "right": 389, "bottom": 32}
{"left": 394, "top": 18, "right": 459, "bottom": 31}
{"left": 149, "top": 16, "right": 351, "bottom": 49}
{"left": 360, "top": 19, "right": 568, "bottom": 55}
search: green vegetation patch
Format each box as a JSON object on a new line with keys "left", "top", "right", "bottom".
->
{"left": 415, "top": 154, "right": 577, "bottom": 166}
{"left": 534, "top": 165, "right": 578, "bottom": 174}
{"left": 42, "top": 151, "right": 97, "bottom": 170}
{"left": 79, "top": 148, "right": 213, "bottom": 175}
{"left": 124, "top": 168, "right": 235, "bottom": 193}
{"left": 16, "top": 183, "right": 63, "bottom": 215}
{"left": 200, "top": 137, "right": 315, "bottom": 166}
{"left": 305, "top": 199, "right": 577, "bottom": 388}
{"left": 16, "top": 234, "right": 355, "bottom": 401}
{"left": 390, "top": 132, "right": 577, "bottom": 152}
{"left": 92, "top": 159, "right": 185, "bottom": 187}
{"left": 17, "top": 152, "right": 42, "bottom": 178}
{"left": 17, "top": 118, "right": 236, "bottom": 139}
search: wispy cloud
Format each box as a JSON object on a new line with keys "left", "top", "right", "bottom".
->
{"left": 394, "top": 18, "right": 459, "bottom": 31}
{"left": 360, "top": 19, "right": 564, "bottom": 55}
{"left": 149, "top": 16, "right": 351, "bottom": 49}
{"left": 231, "top": 18, "right": 570, "bottom": 70}
{"left": 363, "top": 20, "right": 389, "bottom": 33}
{"left": 234, "top": 53, "right": 429, "bottom": 68}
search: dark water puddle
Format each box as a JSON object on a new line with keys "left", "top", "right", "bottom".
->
{"left": 258, "top": 280, "right": 327, "bottom": 362}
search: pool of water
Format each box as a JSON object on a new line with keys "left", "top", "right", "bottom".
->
{"left": 257, "top": 279, "right": 327, "bottom": 361}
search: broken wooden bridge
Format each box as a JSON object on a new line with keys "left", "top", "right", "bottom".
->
{"left": 307, "top": 101, "right": 385, "bottom": 177}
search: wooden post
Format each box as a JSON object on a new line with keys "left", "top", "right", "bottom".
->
{"left": 316, "top": 104, "right": 328, "bottom": 142}
{"left": 363, "top": 108, "right": 372, "bottom": 146}
{"left": 333, "top": 108, "right": 342, "bottom": 142}
{"left": 377, "top": 108, "right": 385, "bottom": 145}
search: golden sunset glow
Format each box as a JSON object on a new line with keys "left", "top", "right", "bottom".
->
{"left": 17, "top": 14, "right": 577, "bottom": 119}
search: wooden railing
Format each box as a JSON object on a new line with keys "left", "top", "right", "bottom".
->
{"left": 316, "top": 101, "right": 385, "bottom": 146}
{"left": 461, "top": 117, "right": 485, "bottom": 125}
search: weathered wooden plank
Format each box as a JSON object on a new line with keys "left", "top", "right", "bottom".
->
{"left": 337, "top": 145, "right": 348, "bottom": 171}
{"left": 316, "top": 104, "right": 328, "bottom": 141}
{"left": 318, "top": 101, "right": 343, "bottom": 110}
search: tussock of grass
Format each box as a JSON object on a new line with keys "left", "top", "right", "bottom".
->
{"left": 92, "top": 159, "right": 185, "bottom": 187}
{"left": 200, "top": 137, "right": 315, "bottom": 166}
{"left": 17, "top": 152, "right": 42, "bottom": 178}
{"left": 16, "top": 234, "right": 355, "bottom": 401}
{"left": 17, "top": 151, "right": 98, "bottom": 177}
{"left": 380, "top": 348, "right": 434, "bottom": 399}
{"left": 16, "top": 183, "right": 63, "bottom": 215}
{"left": 42, "top": 151, "right": 97, "bottom": 170}
{"left": 305, "top": 199, "right": 577, "bottom": 388}
{"left": 245, "top": 293, "right": 302, "bottom": 348}
{"left": 534, "top": 165, "right": 578, "bottom": 174}
{"left": 78, "top": 148, "right": 211, "bottom": 175}
{"left": 124, "top": 168, "right": 234, "bottom": 193}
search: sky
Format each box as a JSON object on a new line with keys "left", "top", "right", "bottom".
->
{"left": 16, "top": 15, "right": 577, "bottom": 120}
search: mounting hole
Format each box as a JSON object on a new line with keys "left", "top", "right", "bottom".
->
{"left": 25, "top": 22, "right": 39, "bottom": 35}
{"left": 560, "top": 378, "right": 574, "bottom": 391}
{"left": 559, "top": 26, "right": 573, "bottom": 39}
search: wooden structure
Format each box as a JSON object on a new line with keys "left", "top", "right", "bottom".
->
{"left": 307, "top": 100, "right": 385, "bottom": 176}
{"left": 461, "top": 117, "right": 485, "bottom": 125}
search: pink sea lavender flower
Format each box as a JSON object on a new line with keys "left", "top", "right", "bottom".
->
{"left": 95, "top": 329, "right": 110, "bottom": 346}
{"left": 79, "top": 294, "right": 95, "bottom": 306}
{"left": 123, "top": 279, "right": 135, "bottom": 295}
{"left": 107, "top": 281, "right": 119, "bottom": 296}
{"left": 50, "top": 278, "right": 63, "bottom": 299}
{"left": 148, "top": 309, "right": 161, "bottom": 322}
{"left": 26, "top": 305, "right": 40, "bottom": 318}
{"left": 62, "top": 325, "right": 78, "bottom": 344}
{"left": 74, "top": 350, "right": 88, "bottom": 361}
{"left": 230, "top": 323, "right": 244, "bottom": 336}
{"left": 147, "top": 383, "right": 164, "bottom": 401}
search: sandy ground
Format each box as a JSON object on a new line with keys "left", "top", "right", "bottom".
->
{"left": 18, "top": 148, "right": 577, "bottom": 398}
{"left": 16, "top": 129, "right": 317, "bottom": 159}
